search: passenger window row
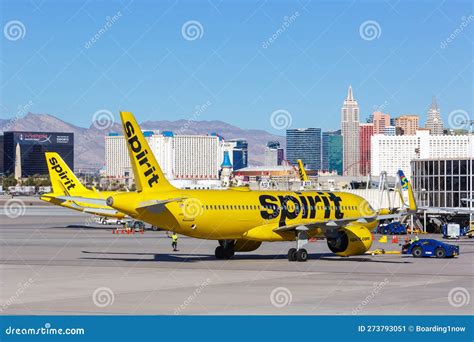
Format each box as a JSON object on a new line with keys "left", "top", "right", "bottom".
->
{"left": 200, "top": 205, "right": 358, "bottom": 211}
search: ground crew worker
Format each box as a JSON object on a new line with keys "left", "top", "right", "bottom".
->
{"left": 171, "top": 232, "right": 178, "bottom": 251}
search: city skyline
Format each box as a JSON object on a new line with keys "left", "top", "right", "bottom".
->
{"left": 1, "top": 1, "right": 472, "bottom": 133}
{"left": 0, "top": 92, "right": 462, "bottom": 136}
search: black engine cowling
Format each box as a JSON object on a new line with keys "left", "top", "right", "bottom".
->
{"left": 326, "top": 226, "right": 372, "bottom": 256}
{"left": 219, "top": 239, "right": 262, "bottom": 252}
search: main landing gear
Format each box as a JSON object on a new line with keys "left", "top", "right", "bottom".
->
{"left": 215, "top": 240, "right": 235, "bottom": 260}
{"left": 288, "top": 227, "right": 309, "bottom": 262}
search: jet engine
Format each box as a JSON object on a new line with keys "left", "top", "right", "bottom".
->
{"left": 234, "top": 240, "right": 262, "bottom": 252}
{"left": 326, "top": 226, "right": 372, "bottom": 256}
{"left": 217, "top": 239, "right": 262, "bottom": 253}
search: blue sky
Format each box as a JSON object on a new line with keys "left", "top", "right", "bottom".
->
{"left": 0, "top": 0, "right": 472, "bottom": 134}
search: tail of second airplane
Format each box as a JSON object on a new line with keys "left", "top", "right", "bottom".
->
{"left": 297, "top": 159, "right": 308, "bottom": 182}
{"left": 45, "top": 152, "right": 89, "bottom": 195}
{"left": 119, "top": 111, "right": 176, "bottom": 193}
{"left": 397, "top": 170, "right": 417, "bottom": 212}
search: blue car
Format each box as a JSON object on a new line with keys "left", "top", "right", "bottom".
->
{"left": 377, "top": 222, "right": 407, "bottom": 235}
{"left": 401, "top": 239, "right": 459, "bottom": 258}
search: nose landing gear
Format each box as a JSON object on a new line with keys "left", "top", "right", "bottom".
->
{"left": 288, "top": 227, "right": 309, "bottom": 262}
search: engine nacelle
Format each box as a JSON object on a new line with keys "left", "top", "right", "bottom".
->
{"left": 234, "top": 239, "right": 262, "bottom": 252}
{"left": 218, "top": 239, "right": 262, "bottom": 252}
{"left": 326, "top": 226, "right": 372, "bottom": 256}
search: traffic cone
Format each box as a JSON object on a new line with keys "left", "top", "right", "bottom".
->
{"left": 392, "top": 235, "right": 398, "bottom": 244}
{"left": 378, "top": 235, "right": 387, "bottom": 243}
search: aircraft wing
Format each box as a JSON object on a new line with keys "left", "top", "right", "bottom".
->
{"left": 273, "top": 213, "right": 402, "bottom": 233}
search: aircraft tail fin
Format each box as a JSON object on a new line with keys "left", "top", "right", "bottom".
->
{"left": 397, "top": 170, "right": 417, "bottom": 212}
{"left": 119, "top": 111, "right": 176, "bottom": 193}
{"left": 45, "top": 152, "right": 89, "bottom": 195}
{"left": 297, "top": 159, "right": 308, "bottom": 181}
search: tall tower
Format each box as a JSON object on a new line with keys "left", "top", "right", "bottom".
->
{"left": 341, "top": 85, "right": 360, "bottom": 176}
{"left": 359, "top": 123, "right": 374, "bottom": 176}
{"left": 425, "top": 97, "right": 444, "bottom": 135}
{"left": 14, "top": 143, "right": 22, "bottom": 181}
{"left": 220, "top": 151, "right": 233, "bottom": 187}
{"left": 286, "top": 128, "right": 322, "bottom": 171}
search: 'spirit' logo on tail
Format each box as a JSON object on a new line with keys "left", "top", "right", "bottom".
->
{"left": 124, "top": 121, "right": 159, "bottom": 188}
{"left": 48, "top": 157, "right": 76, "bottom": 191}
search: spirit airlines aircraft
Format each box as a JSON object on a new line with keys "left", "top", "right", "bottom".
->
{"left": 105, "top": 111, "right": 410, "bottom": 262}
{"left": 40, "top": 152, "right": 126, "bottom": 219}
{"left": 296, "top": 159, "right": 309, "bottom": 182}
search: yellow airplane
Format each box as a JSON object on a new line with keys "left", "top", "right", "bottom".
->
{"left": 104, "top": 111, "right": 410, "bottom": 262}
{"left": 40, "top": 152, "right": 126, "bottom": 219}
{"left": 296, "top": 159, "right": 309, "bottom": 182}
{"left": 397, "top": 170, "right": 417, "bottom": 212}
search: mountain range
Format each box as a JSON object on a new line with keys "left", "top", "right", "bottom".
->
{"left": 0, "top": 113, "right": 285, "bottom": 169}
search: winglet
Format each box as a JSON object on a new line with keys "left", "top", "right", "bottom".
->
{"left": 119, "top": 111, "right": 176, "bottom": 193}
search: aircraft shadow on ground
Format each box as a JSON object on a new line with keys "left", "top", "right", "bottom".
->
{"left": 53, "top": 225, "right": 163, "bottom": 232}
{"left": 80, "top": 250, "right": 411, "bottom": 264}
{"left": 58, "top": 225, "right": 114, "bottom": 230}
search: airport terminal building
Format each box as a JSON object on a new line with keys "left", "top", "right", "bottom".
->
{"left": 411, "top": 158, "right": 473, "bottom": 209}
{"left": 3, "top": 131, "right": 74, "bottom": 177}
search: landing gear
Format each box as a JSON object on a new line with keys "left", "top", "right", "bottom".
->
{"left": 287, "top": 248, "right": 297, "bottom": 261}
{"left": 296, "top": 249, "right": 308, "bottom": 262}
{"left": 287, "top": 226, "right": 309, "bottom": 262}
{"left": 215, "top": 240, "right": 235, "bottom": 260}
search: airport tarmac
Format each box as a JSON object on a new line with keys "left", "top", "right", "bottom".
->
{"left": 0, "top": 201, "right": 473, "bottom": 315}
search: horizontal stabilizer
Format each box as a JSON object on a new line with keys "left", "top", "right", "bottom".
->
{"left": 55, "top": 196, "right": 108, "bottom": 206}
{"left": 136, "top": 197, "right": 185, "bottom": 209}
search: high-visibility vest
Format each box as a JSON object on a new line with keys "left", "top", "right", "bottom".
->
{"left": 172, "top": 234, "right": 178, "bottom": 242}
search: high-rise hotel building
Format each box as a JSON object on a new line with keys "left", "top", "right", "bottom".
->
{"left": 395, "top": 115, "right": 419, "bottom": 135}
{"left": 371, "top": 130, "right": 473, "bottom": 177}
{"left": 105, "top": 132, "right": 234, "bottom": 180}
{"left": 341, "top": 86, "right": 360, "bottom": 176}
{"left": 359, "top": 123, "right": 374, "bottom": 176}
{"left": 425, "top": 97, "right": 444, "bottom": 135}
{"left": 286, "top": 128, "right": 322, "bottom": 171}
